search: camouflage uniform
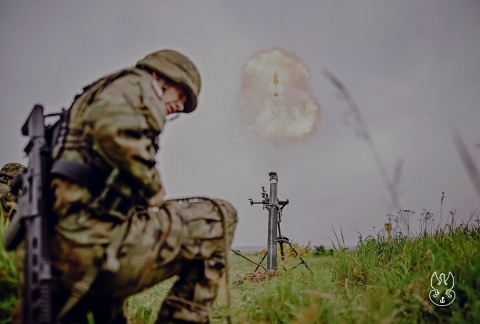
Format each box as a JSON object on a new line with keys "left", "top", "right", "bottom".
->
{"left": 14, "top": 50, "right": 237, "bottom": 323}
{"left": 0, "top": 163, "right": 26, "bottom": 221}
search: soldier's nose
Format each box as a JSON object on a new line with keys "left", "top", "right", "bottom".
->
{"left": 176, "top": 102, "right": 184, "bottom": 112}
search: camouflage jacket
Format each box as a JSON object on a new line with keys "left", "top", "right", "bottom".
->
{"left": 54, "top": 68, "right": 167, "bottom": 199}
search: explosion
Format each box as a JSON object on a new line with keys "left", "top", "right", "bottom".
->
{"left": 239, "top": 48, "right": 321, "bottom": 142}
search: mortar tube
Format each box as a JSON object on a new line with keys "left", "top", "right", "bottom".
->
{"left": 267, "top": 172, "right": 278, "bottom": 272}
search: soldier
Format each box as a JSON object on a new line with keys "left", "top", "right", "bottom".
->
{"left": 0, "top": 162, "right": 26, "bottom": 221}
{"left": 13, "top": 50, "right": 237, "bottom": 323}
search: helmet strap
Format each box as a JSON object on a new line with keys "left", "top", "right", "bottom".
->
{"left": 151, "top": 79, "right": 164, "bottom": 99}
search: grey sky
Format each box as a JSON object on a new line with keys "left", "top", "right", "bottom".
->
{"left": 1, "top": 1, "right": 479, "bottom": 247}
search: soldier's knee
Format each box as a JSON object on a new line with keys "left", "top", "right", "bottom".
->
{"left": 213, "top": 199, "right": 237, "bottom": 229}
{"left": 211, "top": 199, "right": 237, "bottom": 249}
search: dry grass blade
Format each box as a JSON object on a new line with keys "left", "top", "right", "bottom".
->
{"left": 323, "top": 69, "right": 402, "bottom": 211}
{"left": 452, "top": 131, "right": 480, "bottom": 199}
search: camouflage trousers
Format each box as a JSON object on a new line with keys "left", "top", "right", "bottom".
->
{"left": 14, "top": 178, "right": 237, "bottom": 323}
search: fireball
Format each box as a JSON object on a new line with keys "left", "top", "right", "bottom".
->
{"left": 239, "top": 48, "right": 321, "bottom": 142}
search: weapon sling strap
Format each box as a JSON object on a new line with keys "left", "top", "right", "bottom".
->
{"left": 56, "top": 263, "right": 99, "bottom": 321}
{"left": 50, "top": 160, "right": 109, "bottom": 196}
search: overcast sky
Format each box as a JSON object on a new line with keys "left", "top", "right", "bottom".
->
{"left": 1, "top": 1, "right": 479, "bottom": 248}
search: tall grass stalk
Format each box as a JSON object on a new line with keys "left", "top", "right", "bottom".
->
{"left": 453, "top": 131, "right": 480, "bottom": 199}
{"left": 323, "top": 70, "right": 403, "bottom": 212}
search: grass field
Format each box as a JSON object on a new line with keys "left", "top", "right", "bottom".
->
{"left": 2, "top": 213, "right": 479, "bottom": 323}
{"left": 127, "top": 213, "right": 480, "bottom": 323}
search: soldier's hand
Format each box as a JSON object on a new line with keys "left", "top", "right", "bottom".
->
{"left": 148, "top": 187, "right": 165, "bottom": 207}
{"left": 2, "top": 191, "right": 17, "bottom": 211}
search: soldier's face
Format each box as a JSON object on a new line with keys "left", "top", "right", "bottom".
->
{"left": 0, "top": 175, "right": 11, "bottom": 187}
{"left": 163, "top": 85, "right": 186, "bottom": 115}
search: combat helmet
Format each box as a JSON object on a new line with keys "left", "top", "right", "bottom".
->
{"left": 136, "top": 50, "right": 201, "bottom": 113}
{"left": 0, "top": 163, "right": 26, "bottom": 186}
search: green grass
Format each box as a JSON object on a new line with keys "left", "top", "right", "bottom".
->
{"left": 0, "top": 219, "right": 19, "bottom": 324}
{"left": 2, "top": 216, "right": 479, "bottom": 323}
{"left": 125, "top": 220, "right": 480, "bottom": 323}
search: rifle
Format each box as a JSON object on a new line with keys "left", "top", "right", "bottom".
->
{"left": 3, "top": 104, "right": 65, "bottom": 323}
